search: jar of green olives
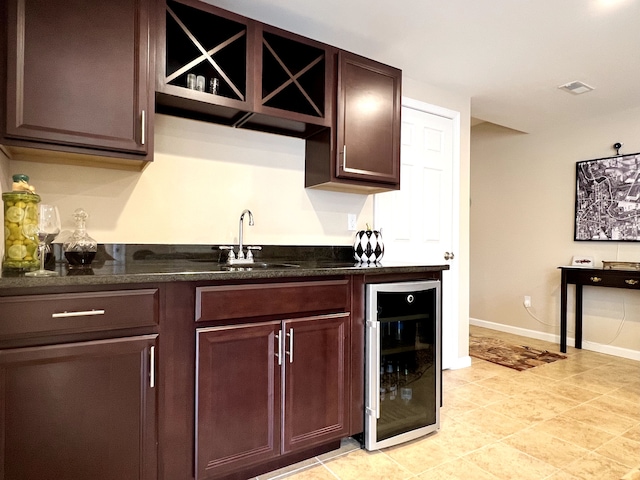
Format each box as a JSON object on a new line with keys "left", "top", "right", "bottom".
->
{"left": 2, "top": 174, "right": 41, "bottom": 271}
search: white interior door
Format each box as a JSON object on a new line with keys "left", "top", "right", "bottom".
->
{"left": 374, "top": 99, "right": 460, "bottom": 369}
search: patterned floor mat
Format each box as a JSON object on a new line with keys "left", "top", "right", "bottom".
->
{"left": 469, "top": 334, "right": 567, "bottom": 371}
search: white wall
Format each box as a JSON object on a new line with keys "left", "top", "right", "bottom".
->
{"left": 470, "top": 106, "right": 640, "bottom": 359}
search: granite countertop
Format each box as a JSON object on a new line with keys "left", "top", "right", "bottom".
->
{"left": 0, "top": 244, "right": 449, "bottom": 289}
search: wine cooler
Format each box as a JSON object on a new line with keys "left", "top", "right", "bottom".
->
{"left": 364, "top": 280, "right": 441, "bottom": 450}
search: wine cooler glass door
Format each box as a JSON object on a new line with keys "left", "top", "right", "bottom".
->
{"left": 365, "top": 281, "right": 441, "bottom": 450}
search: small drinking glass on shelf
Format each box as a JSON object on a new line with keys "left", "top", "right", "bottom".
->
{"left": 209, "top": 78, "right": 219, "bottom": 95}
{"left": 187, "top": 73, "right": 196, "bottom": 89}
{"left": 196, "top": 75, "right": 205, "bottom": 92}
{"left": 25, "top": 204, "right": 61, "bottom": 277}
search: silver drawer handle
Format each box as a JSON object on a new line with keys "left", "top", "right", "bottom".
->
{"left": 51, "top": 309, "right": 105, "bottom": 318}
{"left": 625, "top": 279, "right": 639, "bottom": 285}
{"left": 589, "top": 276, "right": 602, "bottom": 283}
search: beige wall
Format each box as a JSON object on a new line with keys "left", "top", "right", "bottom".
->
{"left": 470, "top": 107, "right": 640, "bottom": 359}
{"left": 9, "top": 116, "right": 373, "bottom": 246}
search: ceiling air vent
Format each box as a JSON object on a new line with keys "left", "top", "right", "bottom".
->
{"left": 558, "top": 81, "right": 594, "bottom": 95}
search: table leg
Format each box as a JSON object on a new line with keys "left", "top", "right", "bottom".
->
{"left": 560, "top": 269, "right": 567, "bottom": 353}
{"left": 575, "top": 284, "right": 583, "bottom": 349}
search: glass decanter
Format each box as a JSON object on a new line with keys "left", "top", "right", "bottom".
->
{"left": 63, "top": 208, "right": 97, "bottom": 269}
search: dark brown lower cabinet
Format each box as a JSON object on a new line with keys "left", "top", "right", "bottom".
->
{"left": 0, "top": 334, "right": 158, "bottom": 480}
{"left": 196, "top": 313, "right": 349, "bottom": 480}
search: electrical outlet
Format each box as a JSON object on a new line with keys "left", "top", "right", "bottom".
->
{"left": 348, "top": 214, "right": 357, "bottom": 231}
{"left": 523, "top": 296, "right": 531, "bottom": 308}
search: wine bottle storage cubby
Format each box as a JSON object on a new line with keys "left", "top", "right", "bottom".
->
{"left": 165, "top": 0, "right": 247, "bottom": 102}
{"left": 157, "top": 0, "right": 333, "bottom": 137}
{"left": 261, "top": 32, "right": 326, "bottom": 118}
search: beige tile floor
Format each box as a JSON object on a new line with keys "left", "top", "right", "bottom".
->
{"left": 256, "top": 325, "right": 640, "bottom": 480}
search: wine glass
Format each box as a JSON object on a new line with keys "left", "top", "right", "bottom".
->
{"left": 25, "top": 204, "right": 61, "bottom": 277}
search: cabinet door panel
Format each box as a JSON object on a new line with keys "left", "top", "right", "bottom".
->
{"left": 0, "top": 335, "right": 157, "bottom": 480}
{"left": 282, "top": 313, "right": 350, "bottom": 453}
{"left": 196, "top": 322, "right": 281, "bottom": 480}
{"left": 5, "top": 0, "right": 151, "bottom": 154}
{"left": 337, "top": 52, "right": 401, "bottom": 185}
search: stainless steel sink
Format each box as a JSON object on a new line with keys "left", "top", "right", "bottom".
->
{"left": 188, "top": 259, "right": 300, "bottom": 270}
{"left": 242, "top": 262, "right": 300, "bottom": 269}
{"left": 220, "top": 262, "right": 300, "bottom": 271}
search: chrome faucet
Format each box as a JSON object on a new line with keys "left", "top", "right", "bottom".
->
{"left": 220, "top": 209, "right": 261, "bottom": 265}
{"left": 237, "top": 209, "right": 254, "bottom": 260}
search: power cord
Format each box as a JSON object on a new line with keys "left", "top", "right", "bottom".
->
{"left": 522, "top": 298, "right": 627, "bottom": 341}
{"left": 523, "top": 304, "right": 573, "bottom": 333}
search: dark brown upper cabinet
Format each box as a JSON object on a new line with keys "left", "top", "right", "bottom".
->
{"left": 1, "top": 0, "right": 154, "bottom": 169}
{"left": 156, "top": 0, "right": 334, "bottom": 139}
{"left": 305, "top": 51, "right": 402, "bottom": 193}
{"left": 248, "top": 23, "right": 334, "bottom": 137}
{"left": 156, "top": 0, "right": 253, "bottom": 125}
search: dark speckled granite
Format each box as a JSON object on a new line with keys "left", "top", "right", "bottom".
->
{"left": 0, "top": 244, "right": 449, "bottom": 289}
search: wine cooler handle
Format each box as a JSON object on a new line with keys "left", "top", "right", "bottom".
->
{"left": 375, "top": 321, "right": 381, "bottom": 419}
{"left": 365, "top": 320, "right": 381, "bottom": 420}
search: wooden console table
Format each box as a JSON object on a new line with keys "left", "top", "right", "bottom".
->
{"left": 559, "top": 266, "right": 640, "bottom": 352}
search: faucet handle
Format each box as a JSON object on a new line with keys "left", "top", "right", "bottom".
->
{"left": 218, "top": 246, "right": 235, "bottom": 261}
{"left": 246, "top": 246, "right": 261, "bottom": 261}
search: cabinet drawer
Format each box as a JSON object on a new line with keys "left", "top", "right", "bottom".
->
{"left": 0, "top": 289, "right": 159, "bottom": 338}
{"left": 196, "top": 280, "right": 349, "bottom": 323}
{"left": 570, "top": 271, "right": 640, "bottom": 289}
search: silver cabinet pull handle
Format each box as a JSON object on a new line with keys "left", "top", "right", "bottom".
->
{"left": 149, "top": 345, "right": 155, "bottom": 388}
{"left": 276, "top": 330, "right": 282, "bottom": 366}
{"left": 141, "top": 110, "right": 146, "bottom": 145}
{"left": 625, "top": 279, "right": 639, "bottom": 285}
{"left": 287, "top": 328, "right": 294, "bottom": 363}
{"left": 590, "top": 276, "right": 602, "bottom": 283}
{"left": 51, "top": 309, "right": 105, "bottom": 318}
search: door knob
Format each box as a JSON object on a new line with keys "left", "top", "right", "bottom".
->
{"left": 444, "top": 252, "right": 455, "bottom": 260}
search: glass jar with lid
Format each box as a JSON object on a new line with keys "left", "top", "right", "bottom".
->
{"left": 2, "top": 174, "right": 41, "bottom": 272}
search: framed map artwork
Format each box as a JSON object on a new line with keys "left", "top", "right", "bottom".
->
{"left": 575, "top": 153, "right": 640, "bottom": 241}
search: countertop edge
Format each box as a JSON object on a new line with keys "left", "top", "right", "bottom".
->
{"left": 0, "top": 264, "right": 450, "bottom": 290}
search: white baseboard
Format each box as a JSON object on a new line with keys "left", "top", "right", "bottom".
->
{"left": 470, "top": 317, "right": 640, "bottom": 362}
{"left": 444, "top": 355, "right": 472, "bottom": 371}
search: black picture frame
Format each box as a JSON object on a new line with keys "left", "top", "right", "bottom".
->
{"left": 575, "top": 152, "right": 640, "bottom": 241}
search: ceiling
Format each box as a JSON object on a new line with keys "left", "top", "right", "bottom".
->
{"left": 204, "top": 0, "right": 640, "bottom": 133}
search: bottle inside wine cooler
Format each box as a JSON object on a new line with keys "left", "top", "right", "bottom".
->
{"left": 387, "top": 361, "right": 397, "bottom": 400}
{"left": 379, "top": 359, "right": 386, "bottom": 402}
{"left": 401, "top": 365, "right": 413, "bottom": 404}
